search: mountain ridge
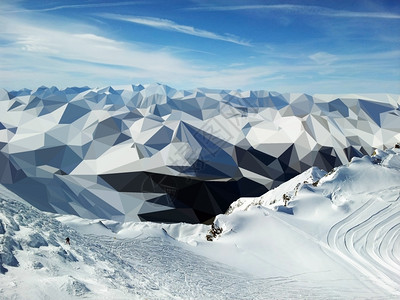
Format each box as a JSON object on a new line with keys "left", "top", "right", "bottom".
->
{"left": 0, "top": 84, "right": 399, "bottom": 223}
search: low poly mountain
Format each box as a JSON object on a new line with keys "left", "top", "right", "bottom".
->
{"left": 0, "top": 84, "right": 399, "bottom": 223}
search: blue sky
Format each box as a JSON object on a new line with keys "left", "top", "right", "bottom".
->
{"left": 0, "top": 0, "right": 399, "bottom": 94}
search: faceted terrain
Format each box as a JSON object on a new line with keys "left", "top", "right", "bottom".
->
{"left": 0, "top": 85, "right": 399, "bottom": 222}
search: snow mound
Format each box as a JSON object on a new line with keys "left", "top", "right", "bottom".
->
{"left": 211, "top": 147, "right": 400, "bottom": 297}
{"left": 227, "top": 166, "right": 327, "bottom": 213}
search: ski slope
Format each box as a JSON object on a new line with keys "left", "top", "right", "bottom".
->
{"left": 326, "top": 190, "right": 400, "bottom": 294}
{"left": 1, "top": 147, "right": 400, "bottom": 299}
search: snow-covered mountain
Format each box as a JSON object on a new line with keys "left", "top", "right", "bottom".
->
{"left": 1, "top": 146, "right": 399, "bottom": 299}
{"left": 0, "top": 85, "right": 399, "bottom": 223}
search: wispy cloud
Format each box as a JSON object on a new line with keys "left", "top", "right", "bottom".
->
{"left": 99, "top": 14, "right": 252, "bottom": 46}
{"left": 190, "top": 4, "right": 400, "bottom": 19}
{"left": 309, "top": 52, "right": 338, "bottom": 65}
{"left": 2, "top": 1, "right": 143, "bottom": 13}
{"left": 309, "top": 50, "right": 400, "bottom": 65}
{"left": 0, "top": 13, "right": 208, "bottom": 88}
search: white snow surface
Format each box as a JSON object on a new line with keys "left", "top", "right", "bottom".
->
{"left": 1, "top": 147, "right": 400, "bottom": 299}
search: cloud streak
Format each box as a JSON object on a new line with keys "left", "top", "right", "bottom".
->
{"left": 99, "top": 14, "right": 252, "bottom": 46}
{"left": 0, "top": 14, "right": 209, "bottom": 88}
{"left": 2, "top": 1, "right": 143, "bottom": 13}
{"left": 309, "top": 52, "right": 338, "bottom": 65}
{"left": 190, "top": 4, "right": 400, "bottom": 20}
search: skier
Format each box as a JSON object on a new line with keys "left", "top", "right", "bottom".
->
{"left": 65, "top": 237, "right": 70, "bottom": 245}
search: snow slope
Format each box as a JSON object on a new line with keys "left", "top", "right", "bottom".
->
{"left": 223, "top": 146, "right": 400, "bottom": 296}
{"left": 1, "top": 147, "right": 400, "bottom": 299}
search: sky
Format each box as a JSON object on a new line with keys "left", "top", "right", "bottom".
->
{"left": 0, "top": 0, "right": 399, "bottom": 94}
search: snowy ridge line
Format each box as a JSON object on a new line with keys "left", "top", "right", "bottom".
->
{"left": 259, "top": 208, "right": 394, "bottom": 295}
{"left": 220, "top": 146, "right": 400, "bottom": 297}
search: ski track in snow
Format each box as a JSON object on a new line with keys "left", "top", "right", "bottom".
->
{"left": 0, "top": 195, "right": 346, "bottom": 299}
{"left": 1, "top": 191, "right": 399, "bottom": 299}
{"left": 98, "top": 235, "right": 339, "bottom": 300}
{"left": 326, "top": 187, "right": 400, "bottom": 295}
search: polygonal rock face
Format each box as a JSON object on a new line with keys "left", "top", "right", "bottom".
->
{"left": 0, "top": 84, "right": 399, "bottom": 223}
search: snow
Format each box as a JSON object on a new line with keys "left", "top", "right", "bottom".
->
{"left": 1, "top": 147, "right": 400, "bottom": 299}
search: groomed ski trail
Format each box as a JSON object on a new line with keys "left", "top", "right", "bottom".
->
{"left": 326, "top": 188, "right": 400, "bottom": 295}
